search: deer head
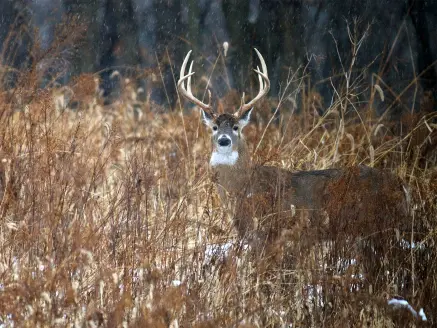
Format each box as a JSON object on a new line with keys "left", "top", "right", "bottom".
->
{"left": 178, "top": 48, "right": 270, "bottom": 166}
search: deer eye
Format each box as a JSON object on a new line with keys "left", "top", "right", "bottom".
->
{"left": 233, "top": 126, "right": 239, "bottom": 131}
{"left": 212, "top": 126, "right": 218, "bottom": 131}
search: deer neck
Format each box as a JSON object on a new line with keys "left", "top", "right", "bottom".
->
{"left": 210, "top": 142, "right": 251, "bottom": 193}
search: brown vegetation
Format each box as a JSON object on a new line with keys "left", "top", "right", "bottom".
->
{"left": 0, "top": 33, "right": 436, "bottom": 328}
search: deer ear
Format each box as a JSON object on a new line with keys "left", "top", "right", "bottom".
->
{"left": 238, "top": 107, "right": 253, "bottom": 129}
{"left": 201, "top": 109, "right": 215, "bottom": 127}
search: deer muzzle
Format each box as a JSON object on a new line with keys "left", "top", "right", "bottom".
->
{"left": 218, "top": 136, "right": 231, "bottom": 147}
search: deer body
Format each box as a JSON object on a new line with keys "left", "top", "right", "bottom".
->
{"left": 178, "top": 49, "right": 409, "bottom": 244}
{"left": 210, "top": 142, "right": 407, "bottom": 241}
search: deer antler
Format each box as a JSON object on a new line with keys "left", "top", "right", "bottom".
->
{"left": 235, "top": 48, "right": 270, "bottom": 116}
{"left": 178, "top": 50, "right": 213, "bottom": 115}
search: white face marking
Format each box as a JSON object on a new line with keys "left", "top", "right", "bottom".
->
{"left": 216, "top": 134, "right": 233, "bottom": 154}
{"left": 210, "top": 151, "right": 239, "bottom": 166}
{"left": 217, "top": 145, "right": 232, "bottom": 154}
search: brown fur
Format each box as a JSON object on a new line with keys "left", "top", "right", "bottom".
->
{"left": 212, "top": 141, "right": 409, "bottom": 250}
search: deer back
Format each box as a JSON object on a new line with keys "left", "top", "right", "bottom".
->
{"left": 229, "top": 165, "right": 409, "bottom": 242}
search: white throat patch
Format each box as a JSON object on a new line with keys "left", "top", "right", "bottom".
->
{"left": 210, "top": 151, "right": 239, "bottom": 166}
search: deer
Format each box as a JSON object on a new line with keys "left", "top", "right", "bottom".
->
{"left": 177, "top": 49, "right": 410, "bottom": 256}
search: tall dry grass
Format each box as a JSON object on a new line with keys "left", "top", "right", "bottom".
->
{"left": 0, "top": 22, "right": 436, "bottom": 328}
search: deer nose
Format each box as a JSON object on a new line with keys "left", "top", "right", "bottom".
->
{"left": 218, "top": 137, "right": 231, "bottom": 147}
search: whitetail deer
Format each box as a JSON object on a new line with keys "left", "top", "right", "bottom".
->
{"left": 178, "top": 49, "right": 410, "bottom": 247}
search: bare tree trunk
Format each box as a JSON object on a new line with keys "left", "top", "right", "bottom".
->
{"left": 0, "top": 0, "right": 32, "bottom": 88}
{"left": 98, "top": 0, "right": 141, "bottom": 101}
{"left": 409, "top": 0, "right": 437, "bottom": 110}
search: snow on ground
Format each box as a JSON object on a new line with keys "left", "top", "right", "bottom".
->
{"left": 388, "top": 298, "right": 427, "bottom": 321}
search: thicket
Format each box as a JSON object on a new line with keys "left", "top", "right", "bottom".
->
{"left": 0, "top": 21, "right": 436, "bottom": 327}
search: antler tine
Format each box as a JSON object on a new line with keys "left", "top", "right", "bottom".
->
{"left": 187, "top": 60, "right": 194, "bottom": 95}
{"left": 236, "top": 48, "right": 270, "bottom": 115}
{"left": 255, "top": 48, "right": 268, "bottom": 79}
{"left": 256, "top": 66, "right": 264, "bottom": 90}
{"left": 178, "top": 50, "right": 213, "bottom": 113}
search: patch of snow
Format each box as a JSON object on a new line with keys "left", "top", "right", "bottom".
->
{"left": 172, "top": 280, "right": 182, "bottom": 287}
{"left": 399, "top": 239, "right": 425, "bottom": 250}
{"left": 418, "top": 308, "right": 427, "bottom": 321}
{"left": 204, "top": 242, "right": 234, "bottom": 260}
{"left": 388, "top": 298, "right": 427, "bottom": 321}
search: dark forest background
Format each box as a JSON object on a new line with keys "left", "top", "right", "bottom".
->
{"left": 0, "top": 0, "right": 436, "bottom": 112}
